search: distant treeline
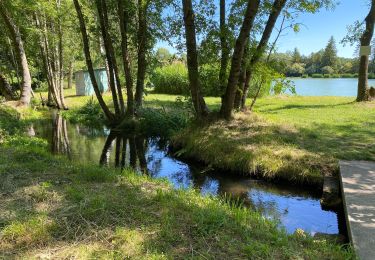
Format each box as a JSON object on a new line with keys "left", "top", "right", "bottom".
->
{"left": 268, "top": 36, "right": 375, "bottom": 78}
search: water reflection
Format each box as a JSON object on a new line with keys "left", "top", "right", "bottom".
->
{"left": 99, "top": 132, "right": 148, "bottom": 174}
{"left": 51, "top": 112, "right": 71, "bottom": 158}
{"left": 33, "top": 115, "right": 343, "bottom": 235}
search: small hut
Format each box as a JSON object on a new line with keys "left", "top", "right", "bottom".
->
{"left": 75, "top": 68, "right": 109, "bottom": 96}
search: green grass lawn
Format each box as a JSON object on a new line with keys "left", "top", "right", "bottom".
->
{"left": 0, "top": 105, "right": 353, "bottom": 259}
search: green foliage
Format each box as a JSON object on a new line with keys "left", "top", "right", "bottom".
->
{"left": 199, "top": 63, "right": 221, "bottom": 96}
{"left": 248, "top": 63, "right": 290, "bottom": 98}
{"left": 151, "top": 63, "right": 223, "bottom": 97}
{"left": 311, "top": 73, "right": 324, "bottom": 78}
{"left": 321, "top": 65, "right": 334, "bottom": 75}
{"left": 321, "top": 36, "right": 338, "bottom": 68}
{"left": 138, "top": 99, "right": 192, "bottom": 137}
{"left": 62, "top": 98, "right": 105, "bottom": 127}
{"left": 151, "top": 63, "right": 189, "bottom": 95}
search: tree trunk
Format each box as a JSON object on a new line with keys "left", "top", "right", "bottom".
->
{"left": 73, "top": 0, "right": 115, "bottom": 121}
{"left": 234, "top": 66, "right": 247, "bottom": 109}
{"left": 118, "top": 0, "right": 135, "bottom": 117}
{"left": 135, "top": 0, "right": 148, "bottom": 108}
{"left": 35, "top": 12, "right": 66, "bottom": 110}
{"left": 67, "top": 59, "right": 74, "bottom": 89}
{"left": 0, "top": 3, "right": 32, "bottom": 106}
{"left": 0, "top": 73, "right": 18, "bottom": 100}
{"left": 220, "top": 0, "right": 260, "bottom": 119}
{"left": 95, "top": 0, "right": 121, "bottom": 116}
{"left": 101, "top": 0, "right": 125, "bottom": 114}
{"left": 219, "top": 0, "right": 229, "bottom": 95}
{"left": 240, "top": 0, "right": 287, "bottom": 110}
{"left": 56, "top": 0, "right": 68, "bottom": 110}
{"left": 357, "top": 0, "right": 375, "bottom": 102}
{"left": 182, "top": 0, "right": 209, "bottom": 118}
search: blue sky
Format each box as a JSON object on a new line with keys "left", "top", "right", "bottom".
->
{"left": 275, "top": 0, "right": 369, "bottom": 58}
{"left": 156, "top": 0, "right": 370, "bottom": 58}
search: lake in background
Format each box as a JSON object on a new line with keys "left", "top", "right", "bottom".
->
{"left": 289, "top": 78, "right": 375, "bottom": 97}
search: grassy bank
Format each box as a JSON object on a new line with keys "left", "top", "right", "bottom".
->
{"left": 37, "top": 90, "right": 375, "bottom": 186}
{"left": 0, "top": 105, "right": 354, "bottom": 258}
{"left": 172, "top": 96, "right": 375, "bottom": 187}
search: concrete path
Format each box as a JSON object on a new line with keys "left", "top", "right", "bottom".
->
{"left": 339, "top": 161, "right": 375, "bottom": 260}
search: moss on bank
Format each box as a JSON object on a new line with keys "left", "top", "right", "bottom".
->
{"left": 0, "top": 105, "right": 354, "bottom": 259}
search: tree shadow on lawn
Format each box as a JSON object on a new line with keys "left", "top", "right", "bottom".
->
{"left": 256, "top": 101, "right": 355, "bottom": 113}
{"left": 181, "top": 114, "right": 375, "bottom": 184}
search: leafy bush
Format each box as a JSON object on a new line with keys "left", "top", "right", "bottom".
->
{"left": 311, "top": 74, "right": 324, "bottom": 78}
{"left": 248, "top": 63, "right": 292, "bottom": 98}
{"left": 151, "top": 63, "right": 189, "bottom": 95}
{"left": 200, "top": 64, "right": 221, "bottom": 96}
{"left": 341, "top": 73, "right": 356, "bottom": 78}
{"left": 62, "top": 98, "right": 105, "bottom": 126}
{"left": 321, "top": 66, "right": 334, "bottom": 75}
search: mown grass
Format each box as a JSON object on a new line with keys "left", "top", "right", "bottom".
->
{"left": 0, "top": 105, "right": 354, "bottom": 259}
{"left": 172, "top": 96, "right": 375, "bottom": 186}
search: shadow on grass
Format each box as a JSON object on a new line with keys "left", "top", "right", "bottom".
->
{"left": 257, "top": 101, "right": 356, "bottom": 113}
{"left": 0, "top": 148, "right": 282, "bottom": 259}
{"left": 173, "top": 113, "right": 375, "bottom": 186}
{"left": 0, "top": 145, "right": 353, "bottom": 259}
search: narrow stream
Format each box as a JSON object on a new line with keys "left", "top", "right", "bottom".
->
{"left": 31, "top": 112, "right": 345, "bottom": 236}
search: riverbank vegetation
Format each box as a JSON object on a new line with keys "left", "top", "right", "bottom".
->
{"left": 2, "top": 0, "right": 375, "bottom": 257}
{"left": 172, "top": 96, "right": 375, "bottom": 186}
{"left": 0, "top": 105, "right": 354, "bottom": 259}
{"left": 37, "top": 90, "right": 375, "bottom": 187}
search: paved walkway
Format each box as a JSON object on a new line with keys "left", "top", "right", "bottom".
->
{"left": 339, "top": 161, "right": 375, "bottom": 260}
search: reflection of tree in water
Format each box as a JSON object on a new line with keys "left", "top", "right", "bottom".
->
{"left": 205, "top": 176, "right": 283, "bottom": 222}
{"left": 100, "top": 132, "right": 148, "bottom": 174}
{"left": 51, "top": 113, "right": 71, "bottom": 158}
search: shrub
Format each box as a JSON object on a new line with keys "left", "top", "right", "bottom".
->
{"left": 301, "top": 74, "right": 308, "bottom": 78}
{"left": 138, "top": 106, "right": 192, "bottom": 137}
{"left": 200, "top": 64, "right": 221, "bottom": 96}
{"left": 311, "top": 74, "right": 323, "bottom": 78}
{"left": 341, "top": 73, "right": 356, "bottom": 78}
{"left": 62, "top": 98, "right": 105, "bottom": 126}
{"left": 321, "top": 66, "right": 335, "bottom": 75}
{"left": 151, "top": 63, "right": 189, "bottom": 95}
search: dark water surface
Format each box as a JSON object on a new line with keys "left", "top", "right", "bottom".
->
{"left": 31, "top": 113, "right": 344, "bottom": 236}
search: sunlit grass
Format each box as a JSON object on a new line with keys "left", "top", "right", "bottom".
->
{"left": 0, "top": 105, "right": 354, "bottom": 259}
{"left": 173, "top": 96, "right": 375, "bottom": 186}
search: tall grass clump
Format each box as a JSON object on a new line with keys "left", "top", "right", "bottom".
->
{"left": 151, "top": 63, "right": 189, "bottom": 95}
{"left": 138, "top": 98, "right": 193, "bottom": 137}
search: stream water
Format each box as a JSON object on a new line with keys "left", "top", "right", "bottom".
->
{"left": 31, "top": 113, "right": 345, "bottom": 236}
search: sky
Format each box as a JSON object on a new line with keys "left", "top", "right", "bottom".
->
{"left": 275, "top": 0, "right": 370, "bottom": 58}
{"left": 156, "top": 0, "right": 371, "bottom": 59}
